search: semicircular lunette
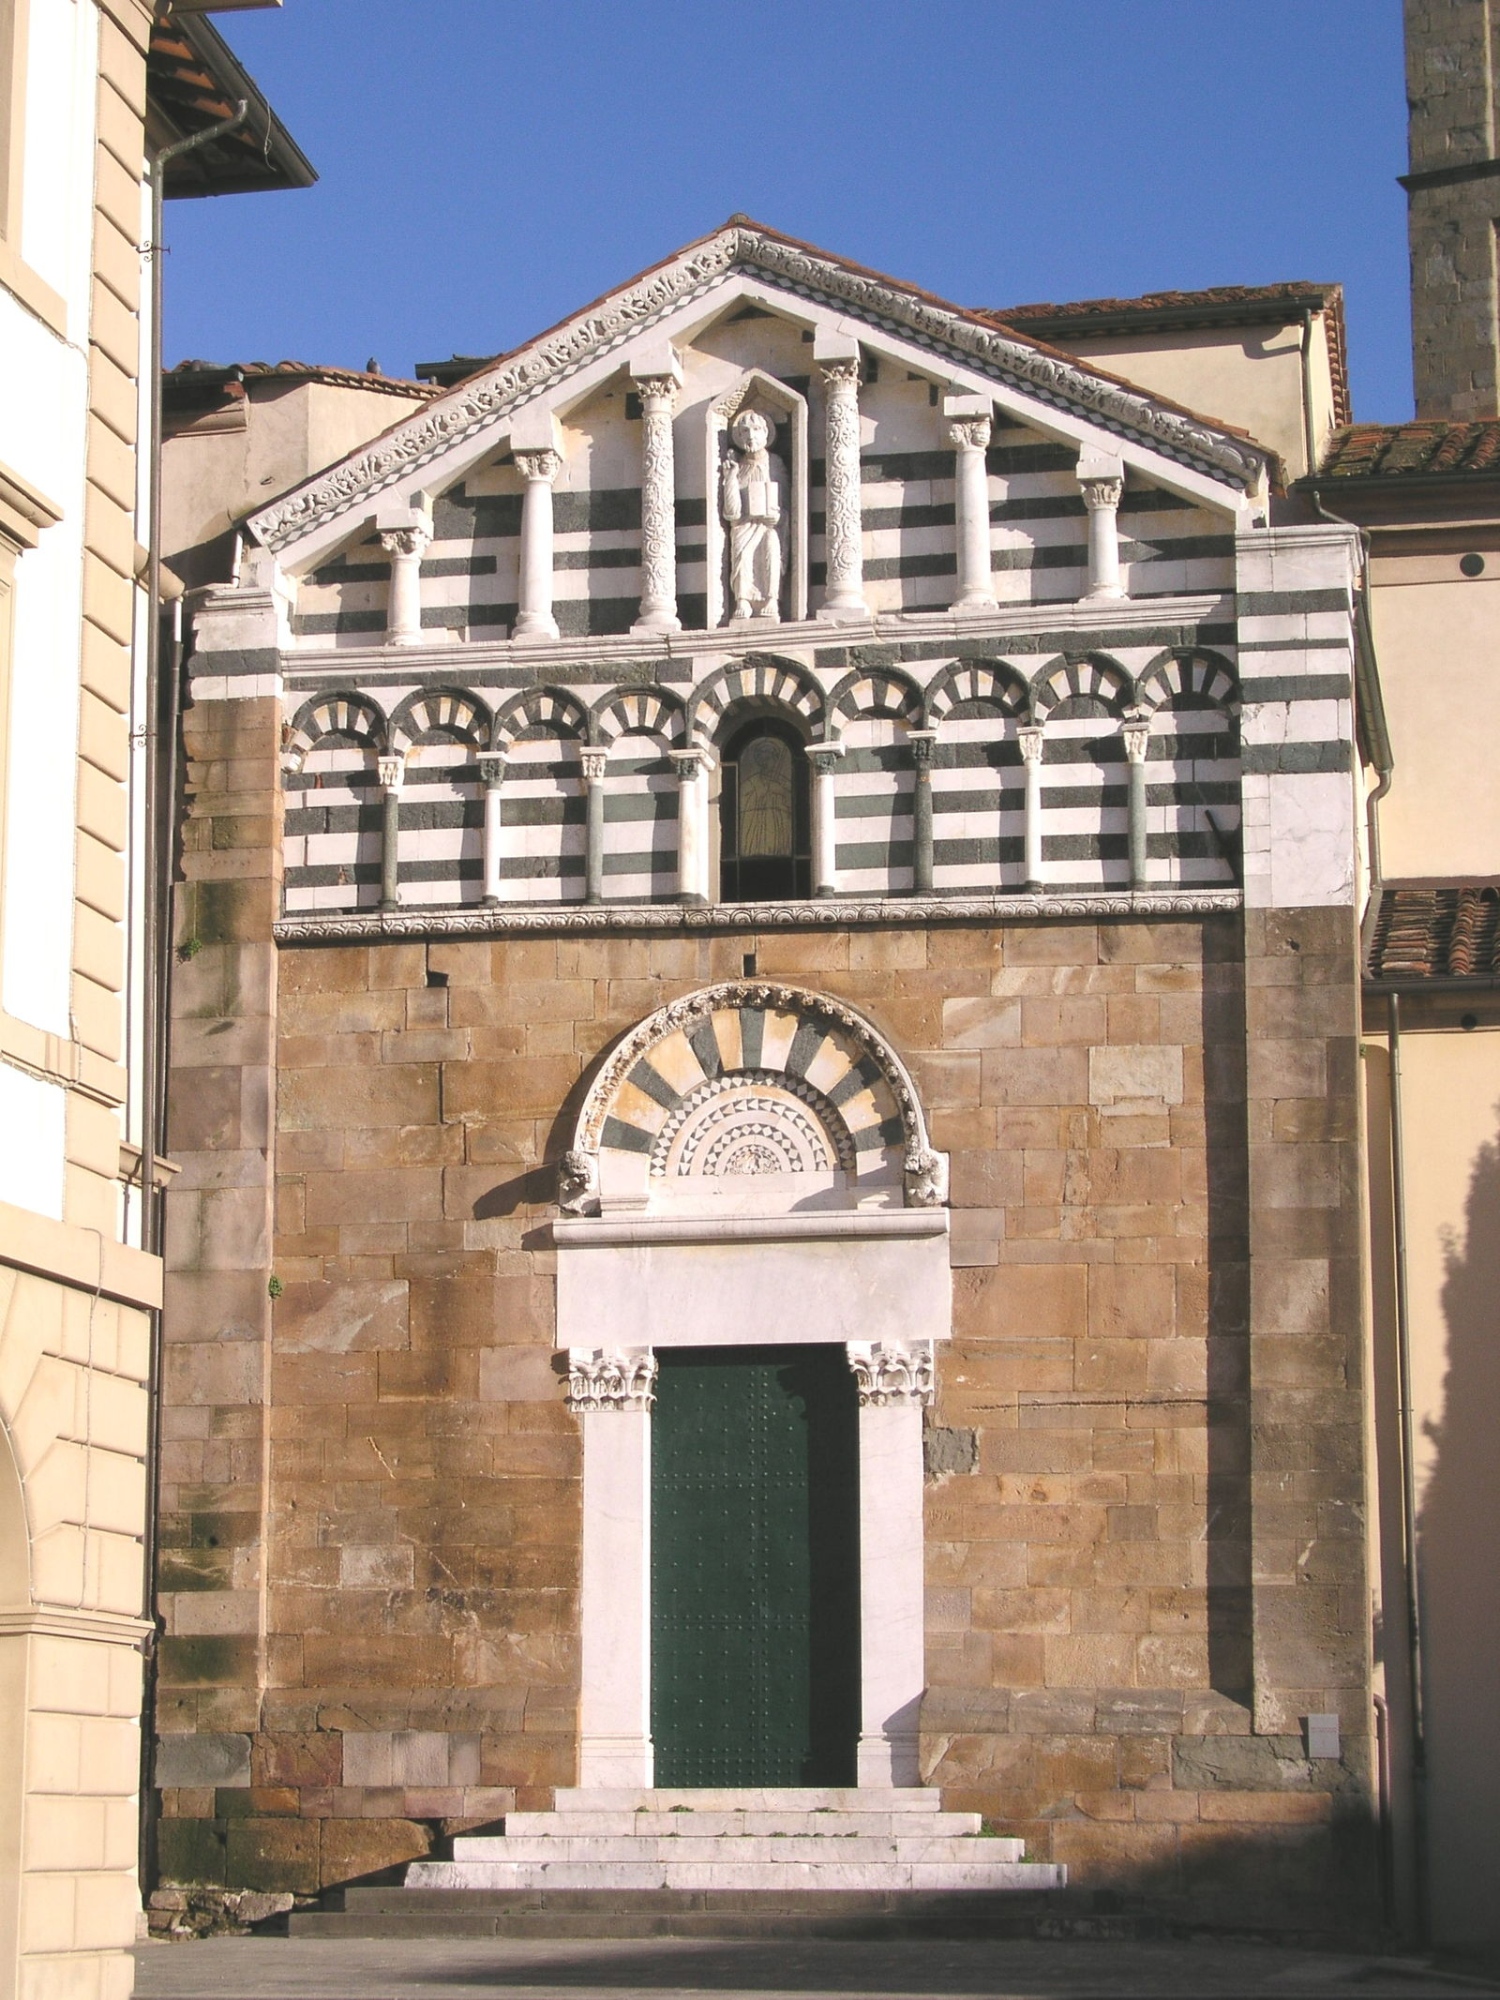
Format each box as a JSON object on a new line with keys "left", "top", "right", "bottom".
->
{"left": 568, "top": 981, "right": 940, "bottom": 1217}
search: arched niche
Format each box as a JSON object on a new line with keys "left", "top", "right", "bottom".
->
{"left": 704, "top": 370, "right": 809, "bottom": 628}
{"left": 563, "top": 979, "right": 945, "bottom": 1221}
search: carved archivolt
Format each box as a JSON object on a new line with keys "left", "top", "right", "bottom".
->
{"left": 566, "top": 980, "right": 938, "bottom": 1211}
{"left": 249, "top": 225, "right": 1266, "bottom": 558}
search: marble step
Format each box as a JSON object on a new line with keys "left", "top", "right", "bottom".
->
{"left": 501, "top": 1810, "right": 985, "bottom": 1838}
{"left": 452, "top": 1835, "right": 1026, "bottom": 1866}
{"left": 292, "top": 1884, "right": 1073, "bottom": 1939}
{"left": 546, "top": 1787, "right": 945, "bottom": 1813}
{"left": 408, "top": 1859, "right": 1063, "bottom": 1893}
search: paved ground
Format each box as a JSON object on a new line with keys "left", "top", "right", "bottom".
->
{"left": 132, "top": 1935, "right": 1500, "bottom": 1999}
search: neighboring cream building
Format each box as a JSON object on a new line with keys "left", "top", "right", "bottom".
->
{"left": 0, "top": 5, "right": 307, "bottom": 1997}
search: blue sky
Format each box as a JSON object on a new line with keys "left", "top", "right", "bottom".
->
{"left": 167, "top": 1, "right": 1413, "bottom": 422}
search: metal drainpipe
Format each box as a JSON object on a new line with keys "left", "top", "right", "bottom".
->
{"left": 136, "top": 98, "right": 250, "bottom": 1899}
{"left": 1387, "top": 987, "right": 1430, "bottom": 1944}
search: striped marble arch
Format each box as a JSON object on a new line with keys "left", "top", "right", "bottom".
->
{"left": 1135, "top": 647, "right": 1241, "bottom": 717}
{"left": 1031, "top": 652, "right": 1135, "bottom": 720}
{"left": 492, "top": 684, "right": 589, "bottom": 748}
{"left": 690, "top": 656, "right": 825, "bottom": 745}
{"left": 591, "top": 686, "right": 688, "bottom": 748}
{"left": 284, "top": 691, "right": 387, "bottom": 769}
{"left": 572, "top": 982, "right": 939, "bottom": 1208}
{"left": 826, "top": 666, "right": 924, "bottom": 738}
{"left": 925, "top": 659, "right": 1031, "bottom": 724}
{"left": 388, "top": 687, "right": 492, "bottom": 753}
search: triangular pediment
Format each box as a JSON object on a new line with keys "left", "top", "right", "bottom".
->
{"left": 248, "top": 222, "right": 1271, "bottom": 567}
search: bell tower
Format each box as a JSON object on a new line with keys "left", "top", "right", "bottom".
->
{"left": 1404, "top": 0, "right": 1500, "bottom": 416}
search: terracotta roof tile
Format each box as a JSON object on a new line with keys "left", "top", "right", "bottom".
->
{"left": 1321, "top": 420, "right": 1500, "bottom": 480}
{"left": 1367, "top": 883, "right": 1500, "bottom": 982}
{"left": 989, "top": 282, "right": 1339, "bottom": 322}
{"left": 166, "top": 359, "right": 433, "bottom": 399}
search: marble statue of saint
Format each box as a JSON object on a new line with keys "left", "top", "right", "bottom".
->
{"left": 720, "top": 410, "right": 784, "bottom": 621}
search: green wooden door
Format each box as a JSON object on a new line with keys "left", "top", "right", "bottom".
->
{"left": 651, "top": 1345, "right": 860, "bottom": 1786}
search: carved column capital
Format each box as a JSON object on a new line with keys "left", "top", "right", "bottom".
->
{"left": 847, "top": 1339, "right": 935, "bottom": 1408}
{"left": 377, "top": 752, "right": 406, "bottom": 793}
{"left": 379, "top": 524, "right": 432, "bottom": 561}
{"left": 1017, "top": 723, "right": 1045, "bottom": 766}
{"left": 1121, "top": 717, "right": 1152, "bottom": 765}
{"left": 478, "top": 751, "right": 508, "bottom": 789}
{"left": 908, "top": 728, "right": 938, "bottom": 769}
{"left": 579, "top": 746, "right": 610, "bottom": 785}
{"left": 946, "top": 417, "right": 992, "bottom": 453}
{"left": 1079, "top": 475, "right": 1125, "bottom": 514}
{"left": 669, "top": 746, "right": 715, "bottom": 781}
{"left": 818, "top": 356, "right": 861, "bottom": 390}
{"left": 632, "top": 371, "right": 681, "bottom": 414}
{"left": 566, "top": 1347, "right": 657, "bottom": 1412}
{"left": 807, "top": 743, "right": 845, "bottom": 779}
{"left": 515, "top": 448, "right": 563, "bottom": 486}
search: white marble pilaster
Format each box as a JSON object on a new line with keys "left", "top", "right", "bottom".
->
{"left": 568, "top": 1349, "right": 656, "bottom": 1787}
{"left": 478, "top": 751, "right": 507, "bottom": 904}
{"left": 1121, "top": 716, "right": 1152, "bottom": 890}
{"left": 815, "top": 330, "right": 868, "bottom": 622}
{"left": 809, "top": 743, "right": 844, "bottom": 897}
{"left": 1078, "top": 448, "right": 1126, "bottom": 601}
{"left": 379, "top": 522, "right": 431, "bottom": 647}
{"left": 944, "top": 395, "right": 996, "bottom": 612}
{"left": 1018, "top": 723, "right": 1045, "bottom": 891}
{"left": 670, "top": 746, "right": 713, "bottom": 904}
{"left": 847, "top": 1339, "right": 933, "bottom": 1788}
{"left": 631, "top": 350, "right": 684, "bottom": 636}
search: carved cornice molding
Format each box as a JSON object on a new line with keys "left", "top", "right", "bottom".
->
{"left": 565, "top": 1348, "right": 657, "bottom": 1413}
{"left": 248, "top": 229, "right": 1268, "bottom": 555}
{"left": 847, "top": 1339, "right": 935, "bottom": 1408}
{"left": 273, "top": 889, "right": 1242, "bottom": 946}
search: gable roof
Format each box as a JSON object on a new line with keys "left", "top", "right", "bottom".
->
{"left": 1320, "top": 420, "right": 1500, "bottom": 481}
{"left": 991, "top": 282, "right": 1351, "bottom": 431}
{"left": 247, "top": 219, "right": 1273, "bottom": 560}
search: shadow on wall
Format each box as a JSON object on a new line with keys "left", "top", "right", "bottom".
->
{"left": 1418, "top": 1107, "right": 1500, "bottom": 1945}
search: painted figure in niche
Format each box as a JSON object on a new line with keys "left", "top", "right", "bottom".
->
{"left": 738, "top": 733, "right": 795, "bottom": 856}
{"left": 720, "top": 410, "right": 785, "bottom": 621}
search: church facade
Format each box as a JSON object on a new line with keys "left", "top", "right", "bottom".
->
{"left": 153, "top": 224, "right": 1378, "bottom": 1926}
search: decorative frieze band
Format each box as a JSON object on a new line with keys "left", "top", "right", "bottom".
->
{"left": 273, "top": 888, "right": 1242, "bottom": 947}
{"left": 847, "top": 1339, "right": 935, "bottom": 1408}
{"left": 565, "top": 1348, "right": 658, "bottom": 1413}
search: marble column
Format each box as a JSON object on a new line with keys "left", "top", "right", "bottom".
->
{"left": 909, "top": 729, "right": 937, "bottom": 894}
{"left": 945, "top": 397, "right": 996, "bottom": 612}
{"left": 377, "top": 752, "right": 405, "bottom": 910}
{"left": 809, "top": 743, "right": 844, "bottom": 898}
{"left": 817, "top": 356, "right": 869, "bottom": 621}
{"left": 380, "top": 524, "right": 431, "bottom": 647}
{"left": 581, "top": 745, "right": 609, "bottom": 904}
{"left": 1122, "top": 716, "right": 1152, "bottom": 890}
{"left": 1018, "top": 724, "right": 1045, "bottom": 891}
{"left": 478, "top": 751, "right": 507, "bottom": 904}
{"left": 514, "top": 448, "right": 563, "bottom": 640}
{"left": 631, "top": 361, "right": 683, "bottom": 636}
{"left": 568, "top": 1348, "right": 657, "bottom": 1787}
{"left": 1078, "top": 450, "right": 1126, "bottom": 601}
{"left": 847, "top": 1339, "right": 933, "bottom": 1788}
{"left": 670, "top": 746, "right": 713, "bottom": 905}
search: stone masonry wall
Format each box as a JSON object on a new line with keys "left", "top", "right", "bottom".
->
{"left": 153, "top": 895, "right": 1375, "bottom": 1924}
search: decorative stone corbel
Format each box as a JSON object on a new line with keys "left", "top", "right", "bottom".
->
{"left": 847, "top": 1339, "right": 935, "bottom": 1408}
{"left": 558, "top": 1148, "right": 599, "bottom": 1216}
{"left": 566, "top": 1348, "right": 658, "bottom": 1413}
{"left": 903, "top": 1145, "right": 949, "bottom": 1209}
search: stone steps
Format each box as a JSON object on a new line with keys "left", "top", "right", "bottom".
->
{"left": 550, "top": 1787, "right": 947, "bottom": 1811}
{"left": 290, "top": 1886, "right": 1073, "bottom": 1940}
{"left": 445, "top": 1835, "right": 1025, "bottom": 1865}
{"left": 409, "top": 1858, "right": 1061, "bottom": 1892}
{"left": 501, "top": 1809, "right": 985, "bottom": 1837}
